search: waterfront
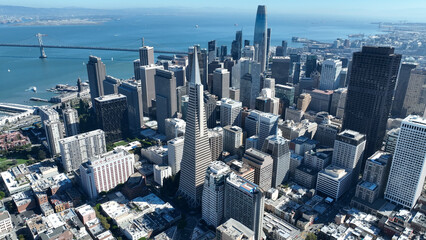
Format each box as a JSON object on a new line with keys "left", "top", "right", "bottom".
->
{"left": 0, "top": 13, "right": 380, "bottom": 104}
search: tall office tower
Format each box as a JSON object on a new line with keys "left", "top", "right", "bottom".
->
{"left": 204, "top": 91, "right": 218, "bottom": 128}
{"left": 133, "top": 59, "right": 141, "bottom": 80}
{"left": 44, "top": 120, "right": 64, "bottom": 156}
{"left": 246, "top": 136, "right": 259, "bottom": 150}
{"left": 208, "top": 60, "right": 223, "bottom": 75}
{"left": 165, "top": 118, "right": 185, "bottom": 140}
{"left": 80, "top": 149, "right": 134, "bottom": 199}
{"left": 243, "top": 148, "right": 273, "bottom": 190}
{"left": 302, "top": 88, "right": 333, "bottom": 113}
{"left": 255, "top": 94, "right": 279, "bottom": 115}
{"left": 401, "top": 69, "right": 426, "bottom": 117}
{"left": 103, "top": 76, "right": 121, "bottom": 95}
{"left": 223, "top": 126, "right": 243, "bottom": 156}
{"left": 94, "top": 94, "right": 128, "bottom": 143}
{"left": 385, "top": 115, "right": 426, "bottom": 208}
{"left": 63, "top": 108, "right": 79, "bottom": 137}
{"left": 187, "top": 45, "right": 208, "bottom": 89}
{"left": 220, "top": 98, "right": 242, "bottom": 127}
{"left": 167, "top": 136, "right": 184, "bottom": 175}
{"left": 275, "top": 46, "right": 284, "bottom": 56}
{"left": 257, "top": 113, "right": 279, "bottom": 151}
{"left": 343, "top": 46, "right": 401, "bottom": 158}
{"left": 241, "top": 61, "right": 261, "bottom": 109}
{"left": 219, "top": 45, "right": 228, "bottom": 61}
{"left": 208, "top": 40, "right": 216, "bottom": 64}
{"left": 209, "top": 127, "right": 223, "bottom": 162}
{"left": 216, "top": 218, "right": 255, "bottom": 240}
{"left": 87, "top": 56, "right": 106, "bottom": 109}
{"left": 391, "top": 63, "right": 417, "bottom": 117}
{"left": 355, "top": 151, "right": 391, "bottom": 203}
{"left": 181, "top": 95, "right": 189, "bottom": 120}
{"left": 244, "top": 40, "right": 250, "bottom": 46}
{"left": 330, "top": 88, "right": 347, "bottom": 117}
{"left": 178, "top": 47, "right": 212, "bottom": 208}
{"left": 315, "top": 121, "right": 342, "bottom": 147}
{"left": 319, "top": 59, "right": 342, "bottom": 90}
{"left": 292, "top": 62, "right": 301, "bottom": 84}
{"left": 38, "top": 106, "right": 59, "bottom": 128}
{"left": 275, "top": 84, "right": 295, "bottom": 117}
{"left": 266, "top": 28, "right": 271, "bottom": 61}
{"left": 59, "top": 129, "right": 106, "bottom": 172}
{"left": 262, "top": 135, "right": 291, "bottom": 187}
{"left": 253, "top": 5, "right": 267, "bottom": 72}
{"left": 271, "top": 57, "right": 290, "bottom": 85}
{"left": 231, "top": 31, "right": 243, "bottom": 61}
{"left": 305, "top": 55, "right": 318, "bottom": 78}
{"left": 176, "top": 86, "right": 187, "bottom": 114}
{"left": 155, "top": 69, "right": 177, "bottom": 134}
{"left": 139, "top": 46, "right": 154, "bottom": 66}
{"left": 212, "top": 68, "right": 230, "bottom": 99}
{"left": 202, "top": 161, "right": 231, "bottom": 227}
{"left": 332, "top": 130, "right": 366, "bottom": 183}
{"left": 224, "top": 59, "right": 235, "bottom": 80}
{"left": 169, "top": 65, "right": 186, "bottom": 87}
{"left": 224, "top": 172, "right": 264, "bottom": 240}
{"left": 245, "top": 110, "right": 262, "bottom": 138}
{"left": 229, "top": 87, "right": 240, "bottom": 102}
{"left": 263, "top": 78, "right": 275, "bottom": 95}
{"left": 384, "top": 128, "right": 399, "bottom": 154}
{"left": 282, "top": 40, "right": 288, "bottom": 56}
{"left": 240, "top": 73, "right": 253, "bottom": 108}
{"left": 241, "top": 46, "right": 256, "bottom": 60}
{"left": 297, "top": 93, "right": 311, "bottom": 112}
{"left": 118, "top": 80, "right": 144, "bottom": 135}
{"left": 140, "top": 64, "right": 164, "bottom": 116}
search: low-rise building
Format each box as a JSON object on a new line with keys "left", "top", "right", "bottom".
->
{"left": 263, "top": 212, "right": 300, "bottom": 240}
{"left": 0, "top": 211, "right": 13, "bottom": 233}
{"left": 141, "top": 145, "right": 168, "bottom": 165}
{"left": 216, "top": 218, "right": 255, "bottom": 240}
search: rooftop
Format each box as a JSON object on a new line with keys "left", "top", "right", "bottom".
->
{"left": 321, "top": 165, "right": 351, "bottom": 179}
{"left": 360, "top": 181, "right": 378, "bottom": 191}
{"left": 226, "top": 172, "right": 261, "bottom": 194}
{"left": 94, "top": 93, "right": 126, "bottom": 102}
{"left": 217, "top": 218, "right": 254, "bottom": 239}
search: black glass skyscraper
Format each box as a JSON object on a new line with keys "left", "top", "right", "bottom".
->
{"left": 343, "top": 46, "right": 401, "bottom": 159}
{"left": 305, "top": 55, "right": 318, "bottom": 78}
{"left": 231, "top": 31, "right": 242, "bottom": 61}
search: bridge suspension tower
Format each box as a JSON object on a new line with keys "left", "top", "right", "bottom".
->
{"left": 36, "top": 33, "right": 47, "bottom": 58}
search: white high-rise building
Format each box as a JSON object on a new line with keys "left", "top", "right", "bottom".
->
{"left": 63, "top": 108, "right": 79, "bottom": 137}
{"left": 332, "top": 130, "right": 366, "bottom": 171}
{"left": 257, "top": 113, "right": 279, "bottom": 150}
{"left": 223, "top": 126, "right": 244, "bottom": 155}
{"left": 153, "top": 165, "right": 172, "bottom": 186}
{"left": 262, "top": 135, "right": 291, "bottom": 187}
{"left": 202, "top": 161, "right": 231, "bottom": 227}
{"left": 59, "top": 129, "right": 106, "bottom": 172}
{"left": 167, "top": 136, "right": 184, "bottom": 175}
{"left": 319, "top": 59, "right": 342, "bottom": 90}
{"left": 80, "top": 149, "right": 134, "bottom": 199}
{"left": 44, "top": 120, "right": 64, "bottom": 156}
{"left": 38, "top": 106, "right": 59, "bottom": 127}
{"left": 385, "top": 115, "right": 426, "bottom": 208}
{"left": 139, "top": 46, "right": 154, "bottom": 66}
{"left": 220, "top": 98, "right": 242, "bottom": 127}
{"left": 316, "top": 165, "right": 352, "bottom": 199}
{"left": 178, "top": 46, "right": 212, "bottom": 208}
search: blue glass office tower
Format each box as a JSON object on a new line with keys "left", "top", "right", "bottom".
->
{"left": 253, "top": 5, "right": 267, "bottom": 72}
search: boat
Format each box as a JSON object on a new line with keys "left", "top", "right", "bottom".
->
{"left": 195, "top": 24, "right": 199, "bottom": 28}
{"left": 31, "top": 87, "right": 37, "bottom": 92}
{"left": 7, "top": 69, "right": 10, "bottom": 72}
{"left": 111, "top": 57, "right": 114, "bottom": 61}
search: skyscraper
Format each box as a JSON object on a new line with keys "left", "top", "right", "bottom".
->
{"left": 44, "top": 120, "right": 64, "bottom": 156}
{"left": 220, "top": 98, "right": 242, "bottom": 127}
{"left": 87, "top": 56, "right": 106, "bottom": 109}
{"left": 208, "top": 127, "right": 223, "bottom": 162}
{"left": 401, "top": 69, "right": 426, "bottom": 117}
{"left": 139, "top": 46, "right": 154, "bottom": 66}
{"left": 224, "top": 172, "right": 264, "bottom": 240}
{"left": 243, "top": 148, "right": 274, "bottom": 191}
{"left": 103, "top": 75, "right": 121, "bottom": 95}
{"left": 391, "top": 63, "right": 417, "bottom": 117}
{"left": 59, "top": 130, "right": 106, "bottom": 173}
{"left": 385, "top": 115, "right": 426, "bottom": 208}
{"left": 212, "top": 68, "right": 230, "bottom": 99}
{"left": 319, "top": 59, "right": 342, "bottom": 90}
{"left": 223, "top": 126, "right": 244, "bottom": 156}
{"left": 231, "top": 30, "right": 242, "bottom": 61}
{"left": 167, "top": 136, "right": 184, "bottom": 175}
{"left": 257, "top": 113, "right": 279, "bottom": 151}
{"left": 178, "top": 46, "right": 212, "bottom": 208}
{"left": 94, "top": 94, "right": 128, "bottom": 143}
{"left": 202, "top": 161, "right": 230, "bottom": 227}
{"left": 62, "top": 108, "right": 79, "bottom": 137}
{"left": 118, "top": 79, "right": 144, "bottom": 135}
{"left": 305, "top": 55, "right": 318, "bottom": 78}
{"left": 343, "top": 46, "right": 401, "bottom": 158}
{"left": 208, "top": 40, "right": 216, "bottom": 64}
{"left": 262, "top": 135, "right": 291, "bottom": 187}
{"left": 253, "top": 5, "right": 267, "bottom": 72}
{"left": 204, "top": 91, "right": 218, "bottom": 128}
{"left": 271, "top": 57, "right": 290, "bottom": 85}
{"left": 140, "top": 64, "right": 164, "bottom": 116}
{"left": 155, "top": 69, "right": 177, "bottom": 134}
{"left": 187, "top": 45, "right": 208, "bottom": 89}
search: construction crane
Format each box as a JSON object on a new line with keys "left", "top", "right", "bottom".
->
{"left": 36, "top": 33, "right": 47, "bottom": 58}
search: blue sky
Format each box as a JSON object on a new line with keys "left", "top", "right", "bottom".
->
{"left": 1, "top": 0, "right": 426, "bottom": 21}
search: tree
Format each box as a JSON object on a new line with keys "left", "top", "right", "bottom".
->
{"left": 0, "top": 191, "right": 5, "bottom": 200}
{"left": 18, "top": 235, "right": 25, "bottom": 240}
{"left": 305, "top": 233, "right": 317, "bottom": 240}
{"left": 11, "top": 159, "right": 18, "bottom": 165}
{"left": 37, "top": 149, "right": 46, "bottom": 160}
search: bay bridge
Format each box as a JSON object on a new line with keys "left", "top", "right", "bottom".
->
{"left": 0, "top": 33, "right": 187, "bottom": 58}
